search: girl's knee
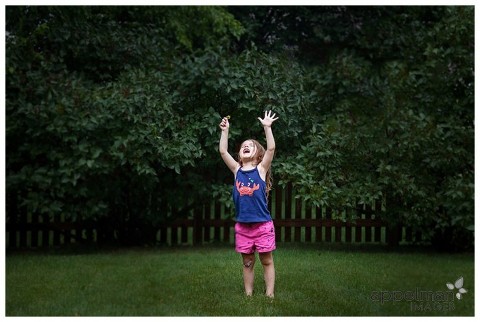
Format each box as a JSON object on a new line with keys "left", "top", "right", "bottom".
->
{"left": 242, "top": 253, "right": 255, "bottom": 268}
{"left": 259, "top": 252, "right": 273, "bottom": 266}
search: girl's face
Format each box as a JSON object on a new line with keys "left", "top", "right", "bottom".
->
{"left": 239, "top": 140, "right": 256, "bottom": 160}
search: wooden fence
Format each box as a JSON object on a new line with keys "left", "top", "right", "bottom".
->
{"left": 6, "top": 184, "right": 423, "bottom": 249}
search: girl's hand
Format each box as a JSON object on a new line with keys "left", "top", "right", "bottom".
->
{"left": 219, "top": 116, "right": 230, "bottom": 131}
{"left": 258, "top": 110, "right": 279, "bottom": 127}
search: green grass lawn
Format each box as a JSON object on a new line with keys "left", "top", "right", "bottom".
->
{"left": 6, "top": 244, "right": 474, "bottom": 316}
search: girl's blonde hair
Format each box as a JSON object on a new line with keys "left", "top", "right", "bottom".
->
{"left": 237, "top": 139, "right": 273, "bottom": 198}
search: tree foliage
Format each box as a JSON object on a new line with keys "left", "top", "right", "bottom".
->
{"left": 6, "top": 6, "right": 473, "bottom": 249}
{"left": 240, "top": 6, "right": 474, "bottom": 249}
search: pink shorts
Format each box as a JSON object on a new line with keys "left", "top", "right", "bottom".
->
{"left": 235, "top": 221, "right": 276, "bottom": 254}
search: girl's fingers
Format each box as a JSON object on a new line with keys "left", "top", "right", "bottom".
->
{"left": 220, "top": 117, "right": 230, "bottom": 128}
{"left": 263, "top": 110, "right": 278, "bottom": 120}
{"left": 264, "top": 110, "right": 276, "bottom": 118}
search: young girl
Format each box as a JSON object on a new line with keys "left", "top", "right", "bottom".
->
{"left": 218, "top": 110, "right": 279, "bottom": 298}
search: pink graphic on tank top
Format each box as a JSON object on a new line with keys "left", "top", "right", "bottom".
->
{"left": 236, "top": 180, "right": 260, "bottom": 196}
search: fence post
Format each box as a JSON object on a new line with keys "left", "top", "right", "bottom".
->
{"left": 274, "top": 186, "right": 283, "bottom": 243}
{"left": 6, "top": 192, "right": 18, "bottom": 248}
{"left": 304, "top": 201, "right": 312, "bottom": 242}
{"left": 374, "top": 199, "right": 383, "bottom": 242}
{"left": 193, "top": 207, "right": 202, "bottom": 246}
{"left": 365, "top": 203, "right": 372, "bottom": 242}
{"left": 294, "top": 189, "right": 302, "bottom": 242}
{"left": 211, "top": 202, "right": 219, "bottom": 242}
{"left": 325, "top": 207, "right": 332, "bottom": 242}
{"left": 387, "top": 223, "right": 402, "bottom": 247}
{"left": 223, "top": 219, "right": 231, "bottom": 243}
{"left": 345, "top": 208, "right": 352, "bottom": 243}
{"left": 19, "top": 205, "right": 28, "bottom": 248}
{"left": 315, "top": 205, "right": 323, "bottom": 242}
{"left": 284, "top": 183, "right": 292, "bottom": 242}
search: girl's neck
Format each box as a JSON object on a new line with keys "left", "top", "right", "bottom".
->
{"left": 241, "top": 160, "right": 257, "bottom": 170}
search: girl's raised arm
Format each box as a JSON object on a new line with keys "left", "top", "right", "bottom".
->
{"left": 219, "top": 116, "right": 240, "bottom": 174}
{"left": 258, "top": 110, "right": 279, "bottom": 173}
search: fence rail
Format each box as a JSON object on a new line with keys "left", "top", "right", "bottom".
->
{"left": 6, "top": 184, "right": 423, "bottom": 249}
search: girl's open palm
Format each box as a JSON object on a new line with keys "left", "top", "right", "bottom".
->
{"left": 258, "top": 110, "right": 279, "bottom": 127}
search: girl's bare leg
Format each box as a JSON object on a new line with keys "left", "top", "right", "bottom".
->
{"left": 259, "top": 251, "right": 275, "bottom": 298}
{"left": 241, "top": 253, "right": 256, "bottom": 296}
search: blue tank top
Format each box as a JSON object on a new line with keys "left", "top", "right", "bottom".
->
{"left": 233, "top": 167, "right": 272, "bottom": 223}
